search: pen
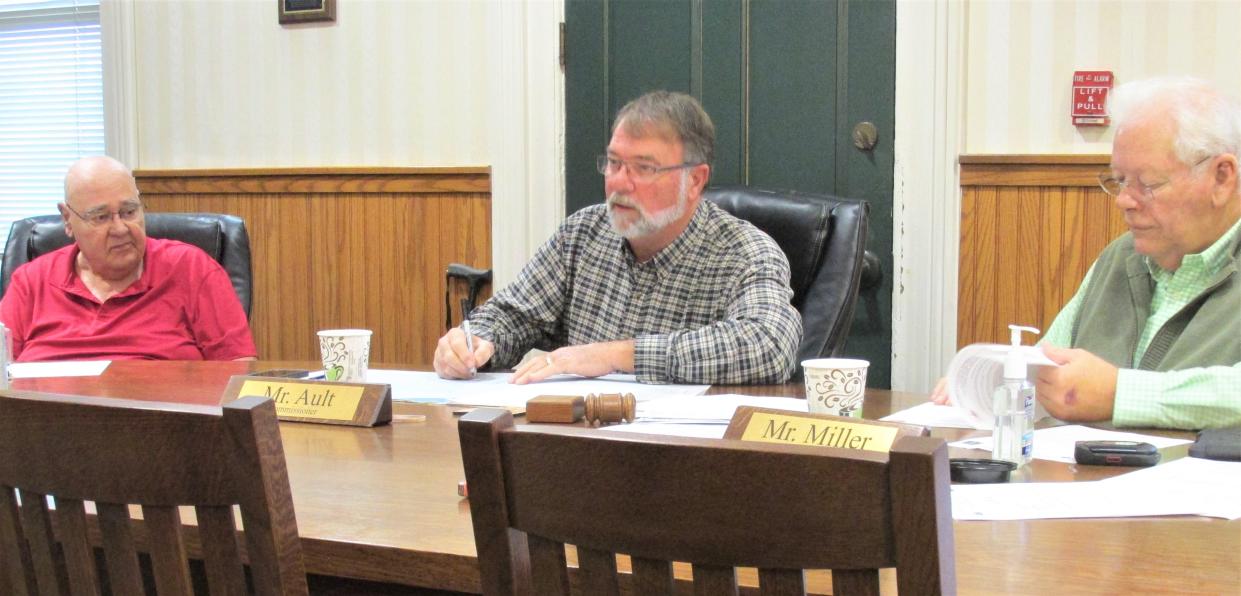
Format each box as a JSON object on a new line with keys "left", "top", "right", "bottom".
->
{"left": 462, "top": 319, "right": 477, "bottom": 376}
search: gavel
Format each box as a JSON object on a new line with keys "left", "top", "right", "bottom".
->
{"left": 526, "top": 393, "right": 636, "bottom": 425}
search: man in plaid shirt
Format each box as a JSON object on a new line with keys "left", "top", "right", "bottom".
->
{"left": 434, "top": 91, "right": 801, "bottom": 384}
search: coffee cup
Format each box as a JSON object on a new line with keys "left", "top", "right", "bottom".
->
{"left": 802, "top": 358, "right": 869, "bottom": 418}
{"left": 317, "top": 329, "right": 372, "bottom": 382}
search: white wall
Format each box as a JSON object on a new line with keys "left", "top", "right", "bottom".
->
{"left": 104, "top": 0, "right": 563, "bottom": 287}
{"left": 964, "top": 0, "right": 1241, "bottom": 154}
{"left": 130, "top": 0, "right": 490, "bottom": 167}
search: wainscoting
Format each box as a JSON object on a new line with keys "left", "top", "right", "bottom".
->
{"left": 136, "top": 167, "right": 491, "bottom": 367}
{"left": 957, "top": 155, "right": 1124, "bottom": 348}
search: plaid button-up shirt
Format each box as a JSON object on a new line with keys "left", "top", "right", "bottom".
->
{"left": 469, "top": 200, "right": 802, "bottom": 384}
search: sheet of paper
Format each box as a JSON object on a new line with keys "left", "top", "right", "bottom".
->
{"left": 8, "top": 360, "right": 111, "bottom": 378}
{"left": 1098, "top": 456, "right": 1241, "bottom": 520}
{"left": 365, "top": 370, "right": 708, "bottom": 407}
{"left": 880, "top": 401, "right": 976, "bottom": 429}
{"left": 635, "top": 393, "right": 808, "bottom": 423}
{"left": 952, "top": 456, "right": 1241, "bottom": 520}
{"left": 949, "top": 424, "right": 1192, "bottom": 462}
{"left": 594, "top": 394, "right": 809, "bottom": 439}
{"left": 598, "top": 421, "right": 728, "bottom": 439}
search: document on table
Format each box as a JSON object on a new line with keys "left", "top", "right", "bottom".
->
{"left": 951, "top": 456, "right": 1241, "bottom": 520}
{"left": 366, "top": 370, "right": 708, "bottom": 408}
{"left": 598, "top": 393, "right": 809, "bottom": 439}
{"left": 880, "top": 401, "right": 976, "bottom": 429}
{"left": 949, "top": 424, "right": 1193, "bottom": 463}
{"left": 8, "top": 360, "right": 111, "bottom": 378}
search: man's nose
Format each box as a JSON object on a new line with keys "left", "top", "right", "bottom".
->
{"left": 606, "top": 167, "right": 635, "bottom": 194}
{"left": 107, "top": 213, "right": 129, "bottom": 233}
{"left": 1114, "top": 186, "right": 1143, "bottom": 210}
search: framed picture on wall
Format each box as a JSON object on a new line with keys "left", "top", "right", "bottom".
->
{"left": 278, "top": 0, "right": 335, "bottom": 25}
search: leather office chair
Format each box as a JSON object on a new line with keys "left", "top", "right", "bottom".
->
{"left": 459, "top": 408, "right": 955, "bottom": 595}
{"left": 704, "top": 187, "right": 871, "bottom": 369}
{"left": 1, "top": 213, "right": 254, "bottom": 319}
{"left": 0, "top": 391, "right": 307, "bottom": 595}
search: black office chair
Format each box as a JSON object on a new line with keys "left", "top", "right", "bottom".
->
{"left": 1, "top": 213, "right": 254, "bottom": 319}
{"left": 704, "top": 187, "right": 871, "bottom": 369}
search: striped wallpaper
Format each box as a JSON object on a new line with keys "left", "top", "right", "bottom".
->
{"left": 132, "top": 0, "right": 493, "bottom": 169}
{"left": 965, "top": 0, "right": 1241, "bottom": 154}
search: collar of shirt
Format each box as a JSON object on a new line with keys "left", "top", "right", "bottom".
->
{"left": 1147, "top": 216, "right": 1241, "bottom": 285}
{"left": 51, "top": 238, "right": 154, "bottom": 304}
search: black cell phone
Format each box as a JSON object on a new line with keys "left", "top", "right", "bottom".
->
{"left": 1074, "top": 440, "right": 1160, "bottom": 467}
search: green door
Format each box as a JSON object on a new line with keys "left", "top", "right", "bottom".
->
{"left": 566, "top": 0, "right": 895, "bottom": 387}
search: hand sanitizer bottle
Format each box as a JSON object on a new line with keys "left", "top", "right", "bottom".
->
{"left": 992, "top": 324, "right": 1039, "bottom": 466}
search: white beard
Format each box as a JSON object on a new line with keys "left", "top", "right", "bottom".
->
{"left": 607, "top": 172, "right": 689, "bottom": 239}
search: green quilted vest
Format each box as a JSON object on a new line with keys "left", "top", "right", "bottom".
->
{"left": 1070, "top": 231, "right": 1241, "bottom": 371}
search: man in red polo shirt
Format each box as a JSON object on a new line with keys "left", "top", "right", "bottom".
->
{"left": 0, "top": 156, "right": 257, "bottom": 362}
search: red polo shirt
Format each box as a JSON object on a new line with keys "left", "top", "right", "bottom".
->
{"left": 0, "top": 238, "right": 257, "bottom": 362}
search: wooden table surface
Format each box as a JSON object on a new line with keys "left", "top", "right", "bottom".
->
{"left": 12, "top": 361, "right": 1241, "bottom": 594}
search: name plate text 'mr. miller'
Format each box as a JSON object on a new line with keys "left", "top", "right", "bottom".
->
{"left": 739, "top": 411, "right": 898, "bottom": 452}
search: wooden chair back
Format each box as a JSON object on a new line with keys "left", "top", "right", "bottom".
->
{"left": 0, "top": 391, "right": 307, "bottom": 595}
{"left": 459, "top": 409, "right": 955, "bottom": 596}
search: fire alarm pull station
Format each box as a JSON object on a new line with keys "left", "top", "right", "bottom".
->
{"left": 1072, "top": 71, "right": 1113, "bottom": 126}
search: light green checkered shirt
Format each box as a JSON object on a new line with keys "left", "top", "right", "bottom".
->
{"left": 1042, "top": 218, "right": 1241, "bottom": 428}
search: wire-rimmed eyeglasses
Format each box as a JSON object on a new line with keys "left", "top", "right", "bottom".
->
{"left": 596, "top": 155, "right": 698, "bottom": 183}
{"left": 63, "top": 200, "right": 144, "bottom": 228}
{"left": 1098, "top": 155, "right": 1215, "bottom": 202}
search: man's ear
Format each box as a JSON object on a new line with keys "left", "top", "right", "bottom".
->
{"left": 57, "top": 203, "right": 74, "bottom": 238}
{"left": 688, "top": 163, "right": 711, "bottom": 198}
{"left": 1210, "top": 154, "right": 1239, "bottom": 207}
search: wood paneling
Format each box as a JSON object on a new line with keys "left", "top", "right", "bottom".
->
{"left": 135, "top": 168, "right": 491, "bottom": 368}
{"left": 957, "top": 155, "right": 1123, "bottom": 348}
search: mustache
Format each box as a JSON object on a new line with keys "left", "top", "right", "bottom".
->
{"left": 606, "top": 193, "right": 636, "bottom": 209}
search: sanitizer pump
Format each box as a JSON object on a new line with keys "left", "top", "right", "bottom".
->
{"left": 992, "top": 324, "right": 1039, "bottom": 466}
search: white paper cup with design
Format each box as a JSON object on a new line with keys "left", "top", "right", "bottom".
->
{"left": 317, "top": 329, "right": 372, "bottom": 382}
{"left": 802, "top": 358, "right": 869, "bottom": 418}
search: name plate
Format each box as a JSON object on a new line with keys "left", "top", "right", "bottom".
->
{"left": 724, "top": 406, "right": 925, "bottom": 453}
{"left": 222, "top": 375, "right": 392, "bottom": 427}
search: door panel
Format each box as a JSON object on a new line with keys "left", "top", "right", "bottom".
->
{"left": 566, "top": 0, "right": 895, "bottom": 387}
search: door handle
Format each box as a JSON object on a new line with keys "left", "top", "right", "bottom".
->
{"left": 852, "top": 121, "right": 878, "bottom": 151}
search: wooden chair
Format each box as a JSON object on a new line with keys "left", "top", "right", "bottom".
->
{"left": 0, "top": 391, "right": 307, "bottom": 595}
{"left": 459, "top": 409, "right": 955, "bottom": 596}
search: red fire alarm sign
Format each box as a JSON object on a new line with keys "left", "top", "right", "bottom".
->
{"left": 1072, "top": 71, "right": 1113, "bottom": 126}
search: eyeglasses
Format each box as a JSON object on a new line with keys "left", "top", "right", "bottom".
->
{"left": 596, "top": 155, "right": 698, "bottom": 183}
{"left": 63, "top": 200, "right": 144, "bottom": 228}
{"left": 1098, "top": 155, "right": 1214, "bottom": 202}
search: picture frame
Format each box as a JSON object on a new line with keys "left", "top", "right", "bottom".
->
{"left": 279, "top": 0, "right": 335, "bottom": 25}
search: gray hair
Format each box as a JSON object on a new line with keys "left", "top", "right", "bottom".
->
{"left": 613, "top": 91, "right": 715, "bottom": 166}
{"left": 1110, "top": 76, "right": 1241, "bottom": 167}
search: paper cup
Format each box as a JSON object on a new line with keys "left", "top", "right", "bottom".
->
{"left": 317, "top": 329, "right": 372, "bottom": 382}
{"left": 802, "top": 358, "right": 870, "bottom": 418}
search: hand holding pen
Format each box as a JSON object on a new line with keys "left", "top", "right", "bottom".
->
{"left": 432, "top": 322, "right": 495, "bottom": 380}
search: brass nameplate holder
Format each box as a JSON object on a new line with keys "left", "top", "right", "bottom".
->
{"left": 222, "top": 375, "right": 392, "bottom": 427}
{"left": 724, "top": 406, "right": 926, "bottom": 453}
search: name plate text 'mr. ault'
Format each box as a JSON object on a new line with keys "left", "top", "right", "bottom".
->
{"left": 222, "top": 375, "right": 392, "bottom": 427}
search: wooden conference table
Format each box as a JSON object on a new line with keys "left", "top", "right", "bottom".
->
{"left": 11, "top": 360, "right": 1240, "bottom": 594}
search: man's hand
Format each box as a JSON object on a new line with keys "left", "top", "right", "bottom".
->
{"left": 433, "top": 327, "right": 495, "bottom": 379}
{"left": 930, "top": 377, "right": 951, "bottom": 405}
{"left": 1035, "top": 344, "right": 1119, "bottom": 422}
{"left": 510, "top": 340, "right": 635, "bottom": 385}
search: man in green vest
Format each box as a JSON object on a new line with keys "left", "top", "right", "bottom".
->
{"left": 1035, "top": 77, "right": 1240, "bottom": 430}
